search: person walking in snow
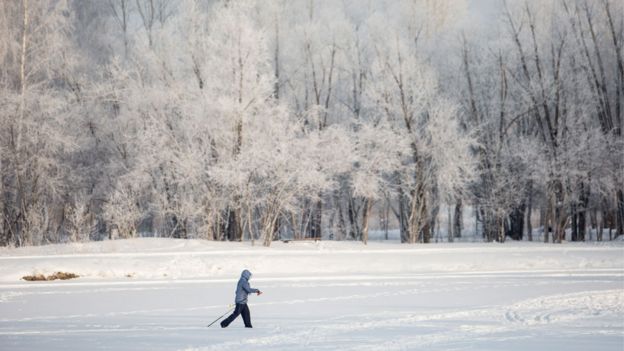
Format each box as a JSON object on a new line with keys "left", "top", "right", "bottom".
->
{"left": 221, "top": 269, "right": 262, "bottom": 328}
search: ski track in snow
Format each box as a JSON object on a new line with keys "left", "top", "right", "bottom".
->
{"left": 185, "top": 289, "right": 624, "bottom": 351}
{"left": 503, "top": 289, "right": 624, "bottom": 326}
{"left": 182, "top": 293, "right": 621, "bottom": 351}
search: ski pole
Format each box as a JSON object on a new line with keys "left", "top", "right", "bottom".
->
{"left": 206, "top": 304, "right": 235, "bottom": 328}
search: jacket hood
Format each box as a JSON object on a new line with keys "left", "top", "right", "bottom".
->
{"left": 241, "top": 269, "right": 252, "bottom": 280}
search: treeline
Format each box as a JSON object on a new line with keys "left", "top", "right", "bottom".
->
{"left": 0, "top": 0, "right": 621, "bottom": 246}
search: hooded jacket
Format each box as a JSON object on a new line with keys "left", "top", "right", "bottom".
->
{"left": 235, "top": 269, "right": 258, "bottom": 304}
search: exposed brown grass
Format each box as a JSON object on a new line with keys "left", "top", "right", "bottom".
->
{"left": 22, "top": 272, "right": 80, "bottom": 281}
{"left": 22, "top": 274, "right": 46, "bottom": 281}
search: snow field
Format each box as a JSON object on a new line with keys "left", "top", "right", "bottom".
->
{"left": 0, "top": 238, "right": 622, "bottom": 350}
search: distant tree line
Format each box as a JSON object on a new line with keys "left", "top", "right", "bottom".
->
{"left": 0, "top": 0, "right": 621, "bottom": 246}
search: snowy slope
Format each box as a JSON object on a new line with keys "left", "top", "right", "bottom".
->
{"left": 0, "top": 239, "right": 623, "bottom": 350}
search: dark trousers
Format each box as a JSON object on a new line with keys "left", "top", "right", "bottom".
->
{"left": 220, "top": 303, "right": 252, "bottom": 328}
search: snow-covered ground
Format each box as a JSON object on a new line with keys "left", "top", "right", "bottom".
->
{"left": 0, "top": 238, "right": 623, "bottom": 350}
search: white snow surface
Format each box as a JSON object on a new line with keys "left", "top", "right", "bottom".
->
{"left": 0, "top": 238, "right": 623, "bottom": 350}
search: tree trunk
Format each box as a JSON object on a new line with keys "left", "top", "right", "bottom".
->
{"left": 590, "top": 208, "right": 598, "bottom": 241}
{"left": 215, "top": 213, "right": 223, "bottom": 241}
{"left": 552, "top": 181, "right": 566, "bottom": 243}
{"left": 551, "top": 195, "right": 558, "bottom": 243}
{"left": 498, "top": 214, "right": 505, "bottom": 243}
{"left": 427, "top": 196, "right": 439, "bottom": 243}
{"left": 453, "top": 199, "right": 462, "bottom": 239}
{"left": 526, "top": 193, "right": 533, "bottom": 241}
{"left": 290, "top": 211, "right": 300, "bottom": 240}
{"left": 361, "top": 198, "right": 373, "bottom": 245}
{"left": 508, "top": 204, "right": 525, "bottom": 240}
{"left": 383, "top": 197, "right": 390, "bottom": 240}
{"left": 481, "top": 208, "right": 503, "bottom": 243}
{"left": 301, "top": 199, "right": 312, "bottom": 239}
{"left": 539, "top": 204, "right": 545, "bottom": 235}
{"left": 247, "top": 206, "right": 254, "bottom": 246}
{"left": 476, "top": 205, "right": 481, "bottom": 240}
{"left": 447, "top": 205, "right": 453, "bottom": 242}
{"left": 347, "top": 196, "right": 360, "bottom": 240}
{"left": 544, "top": 199, "right": 551, "bottom": 243}
{"left": 398, "top": 189, "right": 409, "bottom": 243}
{"left": 571, "top": 203, "right": 579, "bottom": 241}
{"left": 409, "top": 183, "right": 430, "bottom": 243}
{"left": 578, "top": 182, "right": 588, "bottom": 241}
{"left": 584, "top": 207, "right": 590, "bottom": 242}
{"left": 598, "top": 209, "right": 604, "bottom": 242}
{"left": 0, "top": 156, "right": 4, "bottom": 245}
{"left": 262, "top": 211, "right": 278, "bottom": 247}
{"left": 225, "top": 207, "right": 242, "bottom": 241}
{"left": 617, "top": 190, "right": 624, "bottom": 237}
{"left": 311, "top": 198, "right": 322, "bottom": 239}
{"left": 409, "top": 195, "right": 430, "bottom": 244}
{"left": 334, "top": 189, "right": 347, "bottom": 240}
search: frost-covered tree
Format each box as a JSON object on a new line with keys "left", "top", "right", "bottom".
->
{"left": 349, "top": 123, "right": 409, "bottom": 244}
{"left": 452, "top": 0, "right": 623, "bottom": 244}
{"left": 0, "top": 0, "right": 84, "bottom": 246}
{"left": 277, "top": 1, "right": 354, "bottom": 239}
{"left": 366, "top": 32, "right": 474, "bottom": 243}
{"left": 498, "top": 0, "right": 623, "bottom": 242}
{"left": 1, "top": 0, "right": 620, "bottom": 247}
{"left": 562, "top": 0, "right": 624, "bottom": 239}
